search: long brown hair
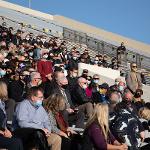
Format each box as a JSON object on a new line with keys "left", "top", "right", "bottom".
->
{"left": 0, "top": 81, "right": 8, "bottom": 101}
{"left": 44, "top": 93, "right": 65, "bottom": 114}
{"left": 86, "top": 103, "right": 110, "bottom": 140}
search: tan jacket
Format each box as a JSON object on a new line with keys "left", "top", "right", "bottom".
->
{"left": 125, "top": 71, "right": 142, "bottom": 93}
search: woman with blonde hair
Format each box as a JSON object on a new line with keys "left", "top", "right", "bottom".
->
{"left": 82, "top": 103, "right": 127, "bottom": 150}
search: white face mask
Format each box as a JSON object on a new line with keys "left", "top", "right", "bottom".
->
{"left": 93, "top": 80, "right": 99, "bottom": 84}
{"left": 43, "top": 54, "right": 48, "bottom": 59}
{"left": 3, "top": 52, "right": 8, "bottom": 58}
{"left": 29, "top": 52, "right": 33, "bottom": 57}
{"left": 87, "top": 80, "right": 91, "bottom": 85}
{"left": 73, "top": 56, "right": 77, "bottom": 60}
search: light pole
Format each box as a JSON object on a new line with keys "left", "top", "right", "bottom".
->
{"left": 29, "top": 0, "right": 31, "bottom": 8}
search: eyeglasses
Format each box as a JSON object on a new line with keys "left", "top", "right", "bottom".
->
{"left": 132, "top": 66, "right": 137, "bottom": 68}
{"left": 93, "top": 78, "right": 99, "bottom": 80}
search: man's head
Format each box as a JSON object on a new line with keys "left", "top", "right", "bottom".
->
{"left": 121, "top": 42, "right": 124, "bottom": 46}
{"left": 27, "top": 86, "right": 44, "bottom": 107}
{"left": 103, "top": 55, "right": 108, "bottom": 61}
{"left": 109, "top": 91, "right": 120, "bottom": 104}
{"left": 93, "top": 74, "right": 100, "bottom": 84}
{"left": 130, "top": 62, "right": 137, "bottom": 72}
{"left": 99, "top": 83, "right": 109, "bottom": 95}
{"left": 118, "top": 81, "right": 126, "bottom": 92}
{"left": 54, "top": 71, "right": 68, "bottom": 88}
{"left": 78, "top": 77, "right": 87, "bottom": 89}
{"left": 115, "top": 78, "right": 122, "bottom": 85}
{"left": 123, "top": 90, "right": 133, "bottom": 103}
{"left": 69, "top": 67, "right": 78, "bottom": 78}
{"left": 30, "top": 72, "right": 42, "bottom": 86}
{"left": 82, "top": 69, "right": 88, "bottom": 76}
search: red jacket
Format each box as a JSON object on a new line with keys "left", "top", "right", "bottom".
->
{"left": 37, "top": 60, "right": 53, "bottom": 82}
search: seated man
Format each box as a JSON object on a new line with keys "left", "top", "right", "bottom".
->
{"left": 46, "top": 71, "right": 85, "bottom": 128}
{"left": 15, "top": 86, "right": 61, "bottom": 150}
{"left": 72, "top": 77, "right": 93, "bottom": 118}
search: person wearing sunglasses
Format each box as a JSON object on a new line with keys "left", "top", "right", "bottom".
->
{"left": 126, "top": 62, "right": 142, "bottom": 94}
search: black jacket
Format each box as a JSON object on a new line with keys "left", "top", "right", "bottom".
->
{"left": 0, "top": 108, "right": 6, "bottom": 131}
{"left": 72, "top": 85, "right": 91, "bottom": 105}
{"left": 45, "top": 81, "right": 74, "bottom": 108}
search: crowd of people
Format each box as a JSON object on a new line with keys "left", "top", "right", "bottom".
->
{"left": 0, "top": 22, "right": 150, "bottom": 150}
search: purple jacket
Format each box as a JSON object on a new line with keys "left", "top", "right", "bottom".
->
{"left": 87, "top": 122, "right": 116, "bottom": 150}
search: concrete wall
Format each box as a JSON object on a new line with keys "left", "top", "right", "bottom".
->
{"left": 54, "top": 15, "right": 150, "bottom": 56}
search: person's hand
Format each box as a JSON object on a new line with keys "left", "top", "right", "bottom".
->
{"left": 0, "top": 130, "right": 4, "bottom": 136}
{"left": 4, "top": 129, "right": 12, "bottom": 138}
{"left": 61, "top": 132, "right": 69, "bottom": 139}
{"left": 140, "top": 131, "right": 145, "bottom": 142}
{"left": 42, "top": 128, "right": 50, "bottom": 137}
{"left": 66, "top": 108, "right": 74, "bottom": 114}
{"left": 67, "top": 127, "right": 77, "bottom": 135}
{"left": 119, "top": 144, "right": 128, "bottom": 150}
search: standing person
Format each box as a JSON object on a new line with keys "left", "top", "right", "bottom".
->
{"left": 126, "top": 62, "right": 142, "bottom": 94}
{"left": 37, "top": 50, "right": 53, "bottom": 82}
{"left": 117, "top": 42, "right": 127, "bottom": 66}
{"left": 82, "top": 104, "right": 128, "bottom": 150}
{"left": 0, "top": 81, "right": 23, "bottom": 150}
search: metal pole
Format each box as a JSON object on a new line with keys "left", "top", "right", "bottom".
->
{"left": 29, "top": 0, "right": 31, "bottom": 8}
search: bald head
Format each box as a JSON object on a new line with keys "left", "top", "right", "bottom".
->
{"left": 123, "top": 91, "right": 133, "bottom": 102}
{"left": 78, "top": 77, "right": 87, "bottom": 89}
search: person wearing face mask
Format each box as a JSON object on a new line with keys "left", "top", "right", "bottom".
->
{"left": 92, "top": 83, "right": 109, "bottom": 104}
{"left": 92, "top": 74, "right": 100, "bottom": 93}
{"left": 15, "top": 86, "right": 61, "bottom": 150}
{"left": 86, "top": 76, "right": 94, "bottom": 98}
{"left": 126, "top": 62, "right": 142, "bottom": 94}
{"left": 0, "top": 69, "right": 6, "bottom": 78}
{"left": 37, "top": 50, "right": 53, "bottom": 82}
{"left": 27, "top": 72, "right": 42, "bottom": 88}
{"left": 118, "top": 81, "right": 126, "bottom": 95}
{"left": 110, "top": 78, "right": 122, "bottom": 91}
{"left": 72, "top": 77, "right": 93, "bottom": 119}
{"left": 46, "top": 71, "right": 85, "bottom": 128}
{"left": 93, "top": 56, "right": 99, "bottom": 65}
{"left": 68, "top": 52, "right": 79, "bottom": 69}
